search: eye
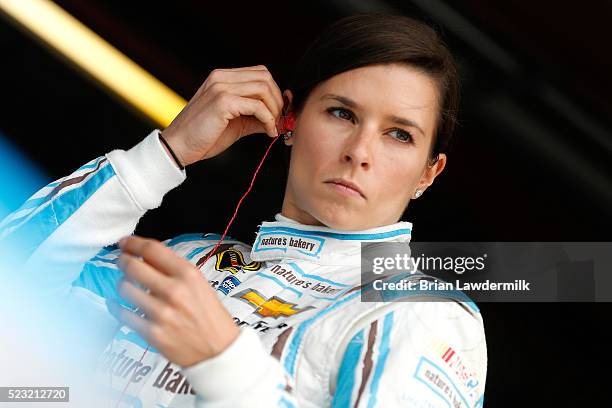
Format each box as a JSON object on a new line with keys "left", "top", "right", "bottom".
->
{"left": 327, "top": 107, "right": 354, "bottom": 122}
{"left": 388, "top": 128, "right": 414, "bottom": 144}
{"left": 327, "top": 107, "right": 414, "bottom": 144}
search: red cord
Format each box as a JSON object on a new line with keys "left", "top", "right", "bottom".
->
{"left": 112, "top": 133, "right": 281, "bottom": 406}
{"left": 201, "top": 134, "right": 280, "bottom": 264}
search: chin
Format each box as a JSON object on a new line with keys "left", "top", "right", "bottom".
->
{"left": 310, "top": 204, "right": 366, "bottom": 231}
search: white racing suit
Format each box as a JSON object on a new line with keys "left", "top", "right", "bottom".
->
{"left": 0, "top": 130, "right": 487, "bottom": 407}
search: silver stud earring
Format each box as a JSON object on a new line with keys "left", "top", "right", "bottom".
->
{"left": 283, "top": 130, "right": 293, "bottom": 141}
{"left": 414, "top": 188, "right": 423, "bottom": 199}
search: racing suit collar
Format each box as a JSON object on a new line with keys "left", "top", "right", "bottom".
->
{"left": 249, "top": 212, "right": 412, "bottom": 266}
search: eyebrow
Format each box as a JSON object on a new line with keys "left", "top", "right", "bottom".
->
{"left": 321, "top": 93, "right": 426, "bottom": 137}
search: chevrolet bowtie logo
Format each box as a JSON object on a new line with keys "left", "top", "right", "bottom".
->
{"left": 233, "top": 289, "right": 312, "bottom": 318}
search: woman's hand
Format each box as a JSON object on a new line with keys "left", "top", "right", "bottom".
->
{"left": 107, "top": 235, "right": 239, "bottom": 368}
{"left": 162, "top": 65, "right": 285, "bottom": 167}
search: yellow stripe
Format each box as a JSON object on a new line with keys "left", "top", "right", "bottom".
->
{"left": 0, "top": 0, "right": 187, "bottom": 126}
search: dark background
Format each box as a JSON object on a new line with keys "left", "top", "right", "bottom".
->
{"left": 1, "top": 0, "right": 610, "bottom": 406}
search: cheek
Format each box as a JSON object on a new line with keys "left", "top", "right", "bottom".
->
{"left": 375, "top": 152, "right": 423, "bottom": 197}
{"left": 294, "top": 123, "right": 339, "bottom": 170}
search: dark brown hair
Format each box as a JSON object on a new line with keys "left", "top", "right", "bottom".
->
{"left": 289, "top": 12, "right": 460, "bottom": 164}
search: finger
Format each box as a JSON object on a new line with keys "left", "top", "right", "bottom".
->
{"left": 106, "top": 298, "right": 150, "bottom": 337}
{"left": 117, "top": 278, "right": 167, "bottom": 322}
{"left": 224, "top": 81, "right": 281, "bottom": 119}
{"left": 204, "top": 70, "right": 284, "bottom": 117}
{"left": 204, "top": 66, "right": 269, "bottom": 91}
{"left": 119, "top": 236, "right": 191, "bottom": 277}
{"left": 118, "top": 252, "right": 172, "bottom": 295}
{"left": 223, "top": 67, "right": 283, "bottom": 112}
{"left": 230, "top": 95, "right": 278, "bottom": 137}
{"left": 215, "top": 65, "right": 269, "bottom": 72}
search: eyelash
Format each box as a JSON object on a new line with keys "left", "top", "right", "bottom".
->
{"left": 326, "top": 107, "right": 414, "bottom": 144}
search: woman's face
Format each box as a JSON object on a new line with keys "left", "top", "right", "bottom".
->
{"left": 282, "top": 63, "right": 446, "bottom": 230}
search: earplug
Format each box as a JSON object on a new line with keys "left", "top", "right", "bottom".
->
{"left": 277, "top": 111, "right": 296, "bottom": 137}
{"left": 277, "top": 93, "right": 295, "bottom": 137}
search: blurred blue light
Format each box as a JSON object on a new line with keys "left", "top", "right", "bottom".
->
{"left": 0, "top": 129, "right": 48, "bottom": 220}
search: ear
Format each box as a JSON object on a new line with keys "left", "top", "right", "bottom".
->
{"left": 283, "top": 89, "right": 294, "bottom": 112}
{"left": 415, "top": 153, "right": 447, "bottom": 196}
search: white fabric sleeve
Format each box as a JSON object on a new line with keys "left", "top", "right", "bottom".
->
{"left": 182, "top": 327, "right": 298, "bottom": 408}
{"left": 0, "top": 129, "right": 186, "bottom": 301}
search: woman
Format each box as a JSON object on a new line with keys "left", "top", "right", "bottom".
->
{"left": 1, "top": 12, "right": 487, "bottom": 407}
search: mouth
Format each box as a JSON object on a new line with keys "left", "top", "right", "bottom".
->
{"left": 324, "top": 178, "right": 366, "bottom": 199}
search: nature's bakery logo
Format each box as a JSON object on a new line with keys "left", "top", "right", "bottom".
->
{"left": 255, "top": 232, "right": 324, "bottom": 257}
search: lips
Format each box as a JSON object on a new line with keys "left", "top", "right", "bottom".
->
{"left": 324, "top": 178, "right": 365, "bottom": 198}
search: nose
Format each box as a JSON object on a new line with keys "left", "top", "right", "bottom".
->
{"left": 340, "top": 129, "right": 373, "bottom": 170}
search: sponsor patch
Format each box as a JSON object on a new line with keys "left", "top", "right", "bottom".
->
{"left": 428, "top": 338, "right": 481, "bottom": 401}
{"left": 232, "top": 289, "right": 313, "bottom": 318}
{"left": 414, "top": 356, "right": 471, "bottom": 408}
{"left": 254, "top": 232, "right": 324, "bottom": 257}
{"left": 197, "top": 244, "right": 262, "bottom": 274}
{"left": 218, "top": 275, "right": 241, "bottom": 295}
{"left": 261, "top": 264, "right": 344, "bottom": 296}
